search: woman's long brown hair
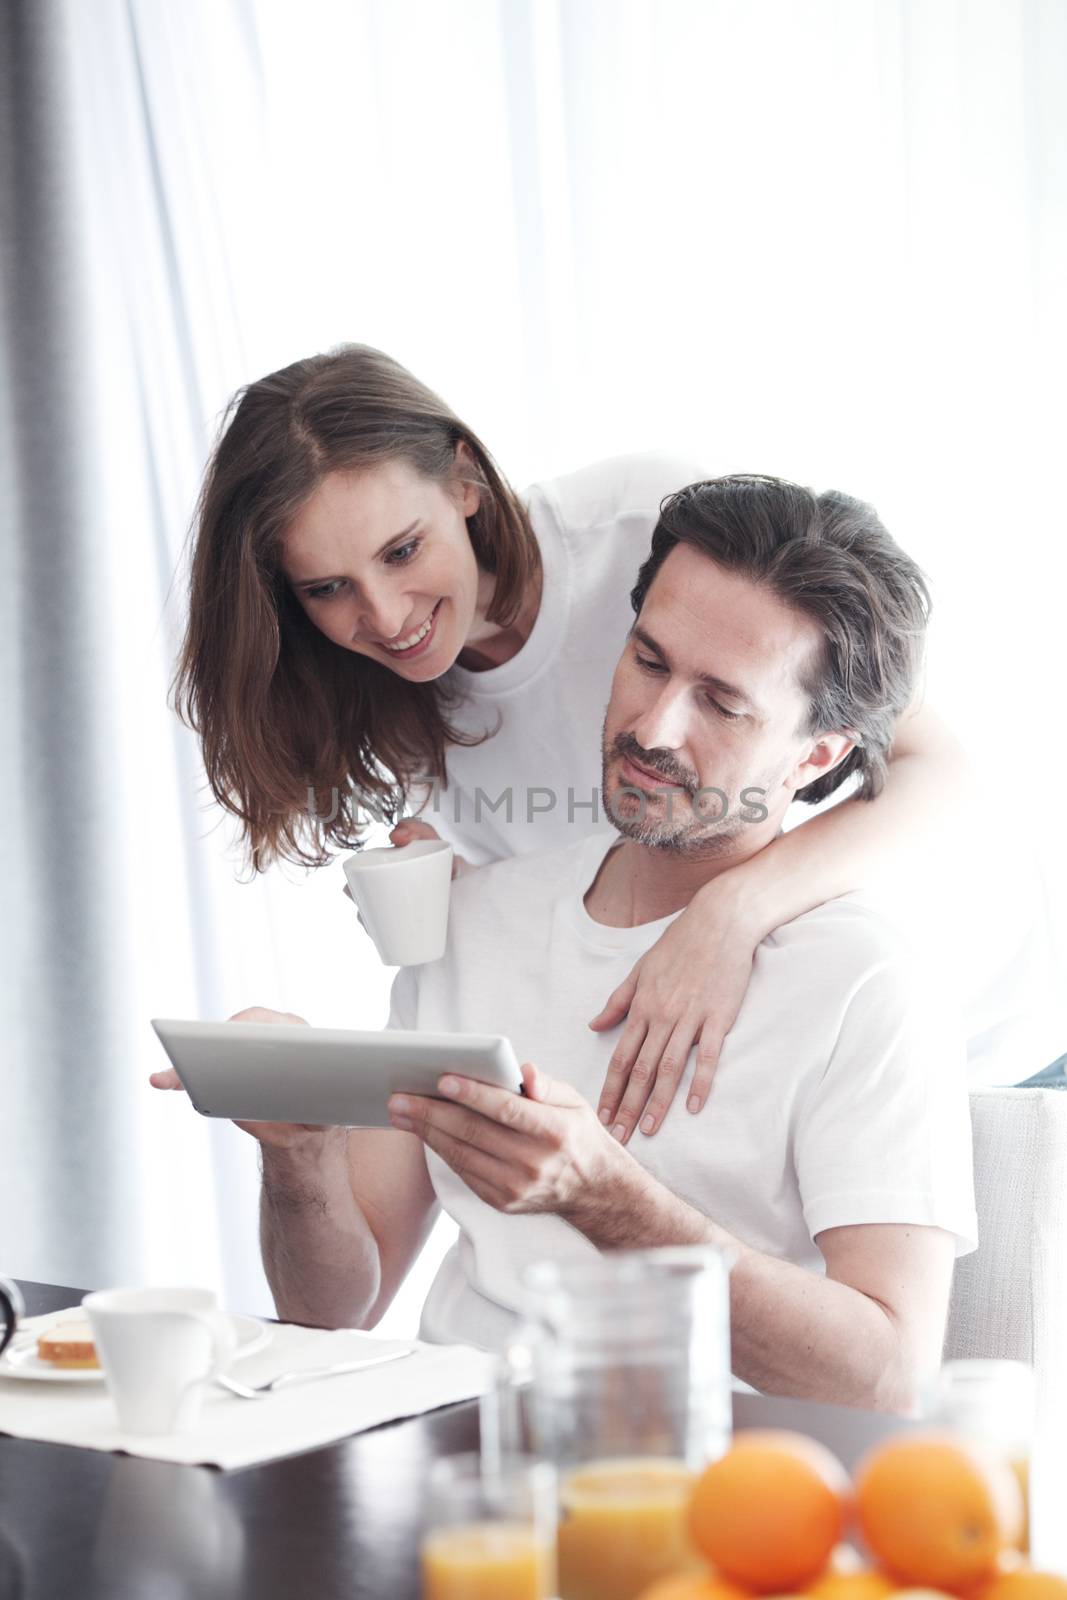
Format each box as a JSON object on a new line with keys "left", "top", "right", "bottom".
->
{"left": 171, "top": 345, "right": 538, "bottom": 873}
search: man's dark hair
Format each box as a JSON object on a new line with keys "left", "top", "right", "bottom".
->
{"left": 630, "top": 475, "right": 931, "bottom": 804}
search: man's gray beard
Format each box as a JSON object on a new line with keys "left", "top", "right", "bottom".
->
{"left": 607, "top": 788, "right": 748, "bottom": 857}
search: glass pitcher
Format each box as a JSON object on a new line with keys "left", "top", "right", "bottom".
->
{"left": 491, "top": 1246, "right": 734, "bottom": 1600}
{"left": 923, "top": 1359, "right": 1036, "bottom": 1553}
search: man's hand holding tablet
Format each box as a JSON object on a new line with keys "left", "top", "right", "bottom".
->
{"left": 150, "top": 1008, "right": 333, "bottom": 1150}
{"left": 151, "top": 1007, "right": 522, "bottom": 1329}
{"left": 149, "top": 1008, "right": 451, "bottom": 1330}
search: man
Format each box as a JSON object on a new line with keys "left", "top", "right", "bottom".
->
{"left": 204, "top": 476, "right": 979, "bottom": 1414}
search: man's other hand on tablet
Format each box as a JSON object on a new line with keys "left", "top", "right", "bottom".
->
{"left": 149, "top": 1006, "right": 333, "bottom": 1148}
{"left": 387, "top": 1062, "right": 633, "bottom": 1230}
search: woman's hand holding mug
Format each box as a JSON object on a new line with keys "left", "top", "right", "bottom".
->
{"left": 389, "top": 819, "right": 471, "bottom": 879}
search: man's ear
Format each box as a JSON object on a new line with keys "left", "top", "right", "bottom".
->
{"left": 787, "top": 731, "right": 855, "bottom": 793}
{"left": 453, "top": 440, "right": 482, "bottom": 518}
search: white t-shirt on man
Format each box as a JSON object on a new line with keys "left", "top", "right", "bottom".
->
{"left": 405, "top": 452, "right": 1057, "bottom": 1086}
{"left": 387, "top": 832, "right": 978, "bottom": 1356}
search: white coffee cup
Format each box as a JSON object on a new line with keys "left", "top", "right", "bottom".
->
{"left": 342, "top": 839, "right": 453, "bottom": 966}
{"left": 83, "top": 1287, "right": 237, "bottom": 1435}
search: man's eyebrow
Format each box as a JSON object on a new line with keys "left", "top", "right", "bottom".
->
{"left": 289, "top": 521, "right": 421, "bottom": 586}
{"left": 631, "top": 625, "right": 758, "bottom": 710}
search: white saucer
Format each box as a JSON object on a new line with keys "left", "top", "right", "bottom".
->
{"left": 0, "top": 1311, "right": 271, "bottom": 1384}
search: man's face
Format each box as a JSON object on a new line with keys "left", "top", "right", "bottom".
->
{"left": 601, "top": 545, "right": 842, "bottom": 854}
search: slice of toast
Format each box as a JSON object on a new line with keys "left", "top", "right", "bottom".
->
{"left": 36, "top": 1320, "right": 100, "bottom": 1369}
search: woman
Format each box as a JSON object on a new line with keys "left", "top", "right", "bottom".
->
{"left": 173, "top": 344, "right": 967, "bottom": 1142}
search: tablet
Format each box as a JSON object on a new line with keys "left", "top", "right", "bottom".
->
{"left": 150, "top": 1018, "right": 523, "bottom": 1128}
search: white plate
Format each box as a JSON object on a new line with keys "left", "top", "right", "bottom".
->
{"left": 0, "top": 1312, "right": 271, "bottom": 1384}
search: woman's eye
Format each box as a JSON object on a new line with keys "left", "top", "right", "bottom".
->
{"left": 303, "top": 536, "right": 420, "bottom": 597}
{"left": 386, "top": 537, "right": 421, "bottom": 565}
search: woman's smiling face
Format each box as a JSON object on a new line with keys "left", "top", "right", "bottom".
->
{"left": 281, "top": 456, "right": 483, "bottom": 681}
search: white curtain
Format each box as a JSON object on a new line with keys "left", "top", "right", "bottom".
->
{"left": 5, "top": 0, "right": 1063, "bottom": 1326}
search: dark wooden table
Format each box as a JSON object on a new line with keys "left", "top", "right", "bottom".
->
{"left": 0, "top": 1281, "right": 1060, "bottom": 1599}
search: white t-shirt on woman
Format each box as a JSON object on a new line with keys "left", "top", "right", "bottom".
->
{"left": 418, "top": 453, "right": 707, "bottom": 864}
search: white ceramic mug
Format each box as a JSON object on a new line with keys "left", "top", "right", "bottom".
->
{"left": 83, "top": 1287, "right": 237, "bottom": 1435}
{"left": 342, "top": 839, "right": 453, "bottom": 966}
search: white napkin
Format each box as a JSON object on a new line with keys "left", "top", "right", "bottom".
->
{"left": 0, "top": 1310, "right": 497, "bottom": 1470}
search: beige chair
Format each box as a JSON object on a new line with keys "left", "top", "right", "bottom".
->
{"left": 943, "top": 1087, "right": 1067, "bottom": 1413}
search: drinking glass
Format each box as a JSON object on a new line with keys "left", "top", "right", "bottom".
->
{"left": 496, "top": 1246, "right": 734, "bottom": 1600}
{"left": 420, "top": 1451, "right": 558, "bottom": 1600}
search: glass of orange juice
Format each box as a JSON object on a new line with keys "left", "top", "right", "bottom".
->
{"left": 503, "top": 1247, "right": 734, "bottom": 1600}
{"left": 557, "top": 1455, "right": 706, "bottom": 1600}
{"left": 421, "top": 1452, "right": 558, "bottom": 1600}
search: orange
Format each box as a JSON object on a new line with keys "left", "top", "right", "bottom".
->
{"left": 687, "top": 1430, "right": 851, "bottom": 1594}
{"left": 967, "top": 1573, "right": 1067, "bottom": 1600}
{"left": 959, "top": 1550, "right": 1028, "bottom": 1594}
{"left": 636, "top": 1577, "right": 752, "bottom": 1600}
{"left": 805, "top": 1569, "right": 898, "bottom": 1600}
{"left": 883, "top": 1591, "right": 961, "bottom": 1598}
{"left": 853, "top": 1433, "right": 1024, "bottom": 1593}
